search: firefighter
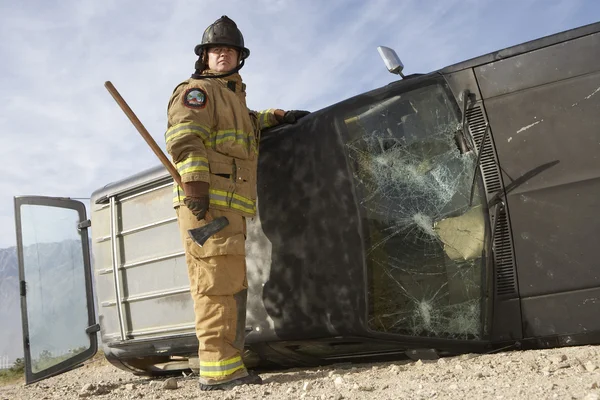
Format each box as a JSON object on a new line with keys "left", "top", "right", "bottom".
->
{"left": 165, "top": 15, "right": 309, "bottom": 391}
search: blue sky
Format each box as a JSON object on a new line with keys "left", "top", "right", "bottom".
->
{"left": 0, "top": 0, "right": 599, "bottom": 250}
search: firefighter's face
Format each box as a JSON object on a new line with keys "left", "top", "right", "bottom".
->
{"left": 207, "top": 46, "right": 239, "bottom": 72}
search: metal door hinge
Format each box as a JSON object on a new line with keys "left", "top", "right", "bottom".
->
{"left": 86, "top": 324, "right": 101, "bottom": 334}
{"left": 78, "top": 219, "right": 91, "bottom": 229}
{"left": 20, "top": 281, "right": 26, "bottom": 296}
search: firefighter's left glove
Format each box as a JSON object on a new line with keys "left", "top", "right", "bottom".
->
{"left": 182, "top": 181, "right": 210, "bottom": 220}
{"left": 281, "top": 110, "right": 311, "bottom": 124}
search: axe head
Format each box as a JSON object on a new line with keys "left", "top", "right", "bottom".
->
{"left": 188, "top": 216, "right": 229, "bottom": 247}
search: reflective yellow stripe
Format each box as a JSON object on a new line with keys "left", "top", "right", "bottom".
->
{"left": 165, "top": 122, "right": 211, "bottom": 144}
{"left": 172, "top": 184, "right": 184, "bottom": 206}
{"left": 200, "top": 364, "right": 244, "bottom": 377}
{"left": 199, "top": 356, "right": 245, "bottom": 377}
{"left": 257, "top": 109, "right": 276, "bottom": 129}
{"left": 211, "top": 129, "right": 253, "bottom": 147}
{"left": 173, "top": 185, "right": 255, "bottom": 214}
{"left": 176, "top": 155, "right": 209, "bottom": 175}
{"left": 209, "top": 189, "right": 256, "bottom": 214}
{"left": 199, "top": 355, "right": 242, "bottom": 367}
{"left": 206, "top": 128, "right": 256, "bottom": 153}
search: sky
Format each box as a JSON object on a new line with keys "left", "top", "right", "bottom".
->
{"left": 0, "top": 0, "right": 598, "bottom": 250}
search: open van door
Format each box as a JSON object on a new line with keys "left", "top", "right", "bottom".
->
{"left": 14, "top": 196, "right": 99, "bottom": 384}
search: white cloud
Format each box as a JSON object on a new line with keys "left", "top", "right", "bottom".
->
{"left": 0, "top": 0, "right": 597, "bottom": 248}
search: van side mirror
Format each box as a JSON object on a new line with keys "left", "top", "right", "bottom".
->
{"left": 377, "top": 46, "right": 405, "bottom": 78}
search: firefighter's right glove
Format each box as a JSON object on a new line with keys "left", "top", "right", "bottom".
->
{"left": 182, "top": 181, "right": 210, "bottom": 220}
{"left": 282, "top": 110, "right": 310, "bottom": 124}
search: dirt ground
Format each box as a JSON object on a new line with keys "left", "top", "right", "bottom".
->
{"left": 1, "top": 345, "right": 600, "bottom": 400}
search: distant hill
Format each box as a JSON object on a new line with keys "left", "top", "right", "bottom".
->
{"left": 0, "top": 240, "right": 93, "bottom": 366}
{"left": 0, "top": 246, "right": 22, "bottom": 365}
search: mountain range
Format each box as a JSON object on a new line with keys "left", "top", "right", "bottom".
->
{"left": 0, "top": 246, "right": 22, "bottom": 365}
{"left": 0, "top": 240, "right": 92, "bottom": 367}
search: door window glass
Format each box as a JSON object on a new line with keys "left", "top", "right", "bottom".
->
{"left": 20, "top": 204, "right": 90, "bottom": 373}
{"left": 342, "top": 82, "right": 487, "bottom": 340}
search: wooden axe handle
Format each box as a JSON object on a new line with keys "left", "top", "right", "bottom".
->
{"left": 104, "top": 81, "right": 183, "bottom": 188}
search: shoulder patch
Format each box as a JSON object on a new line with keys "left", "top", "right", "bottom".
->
{"left": 183, "top": 88, "right": 207, "bottom": 109}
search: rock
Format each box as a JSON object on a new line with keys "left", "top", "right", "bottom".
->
{"left": 302, "top": 381, "right": 313, "bottom": 391}
{"left": 162, "top": 377, "right": 178, "bottom": 390}
{"left": 389, "top": 364, "right": 402, "bottom": 374}
{"left": 415, "top": 360, "right": 424, "bottom": 366}
{"left": 80, "top": 383, "right": 95, "bottom": 392}
{"left": 455, "top": 364, "right": 464, "bottom": 371}
{"left": 332, "top": 394, "right": 344, "bottom": 400}
{"left": 437, "top": 358, "right": 447, "bottom": 365}
{"left": 124, "top": 383, "right": 136, "bottom": 390}
{"left": 78, "top": 383, "right": 111, "bottom": 397}
{"left": 449, "top": 384, "right": 459, "bottom": 390}
{"left": 148, "top": 380, "right": 162, "bottom": 389}
{"left": 585, "top": 361, "right": 598, "bottom": 372}
{"left": 474, "top": 372, "right": 484, "bottom": 379}
{"left": 286, "top": 387, "right": 295, "bottom": 394}
{"left": 541, "top": 366, "right": 551, "bottom": 376}
{"left": 591, "top": 382, "right": 599, "bottom": 389}
{"left": 94, "top": 385, "right": 110, "bottom": 396}
{"left": 548, "top": 354, "right": 567, "bottom": 364}
{"left": 78, "top": 383, "right": 96, "bottom": 397}
{"left": 328, "top": 370, "right": 337, "bottom": 378}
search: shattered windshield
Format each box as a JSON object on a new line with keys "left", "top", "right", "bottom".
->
{"left": 342, "top": 81, "right": 487, "bottom": 340}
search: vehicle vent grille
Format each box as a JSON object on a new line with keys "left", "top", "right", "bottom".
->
{"left": 465, "top": 107, "right": 501, "bottom": 194}
{"left": 465, "top": 104, "right": 518, "bottom": 297}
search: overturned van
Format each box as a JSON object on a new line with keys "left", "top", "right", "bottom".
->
{"left": 14, "top": 20, "right": 600, "bottom": 383}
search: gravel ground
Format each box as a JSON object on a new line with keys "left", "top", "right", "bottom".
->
{"left": 1, "top": 345, "right": 600, "bottom": 399}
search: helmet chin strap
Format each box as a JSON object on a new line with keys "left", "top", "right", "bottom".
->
{"left": 191, "top": 59, "right": 245, "bottom": 80}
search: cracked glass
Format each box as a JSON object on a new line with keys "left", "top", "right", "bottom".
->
{"left": 342, "top": 82, "right": 488, "bottom": 340}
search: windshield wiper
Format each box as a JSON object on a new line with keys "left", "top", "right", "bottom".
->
{"left": 460, "top": 90, "right": 476, "bottom": 152}
{"left": 468, "top": 124, "right": 491, "bottom": 207}
{"left": 487, "top": 160, "right": 560, "bottom": 207}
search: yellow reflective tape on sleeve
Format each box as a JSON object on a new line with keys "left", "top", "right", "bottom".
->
{"left": 172, "top": 184, "right": 185, "bottom": 206}
{"left": 209, "top": 189, "right": 256, "bottom": 214}
{"left": 165, "top": 122, "right": 211, "bottom": 144}
{"left": 257, "top": 109, "right": 276, "bottom": 129}
{"left": 176, "top": 155, "right": 209, "bottom": 175}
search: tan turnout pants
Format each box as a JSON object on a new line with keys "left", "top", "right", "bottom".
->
{"left": 176, "top": 206, "right": 249, "bottom": 385}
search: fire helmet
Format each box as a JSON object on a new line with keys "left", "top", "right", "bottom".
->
{"left": 194, "top": 16, "right": 250, "bottom": 61}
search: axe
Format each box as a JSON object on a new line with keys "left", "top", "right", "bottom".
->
{"left": 104, "top": 81, "right": 228, "bottom": 246}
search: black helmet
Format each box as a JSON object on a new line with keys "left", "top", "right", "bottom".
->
{"left": 194, "top": 16, "right": 250, "bottom": 60}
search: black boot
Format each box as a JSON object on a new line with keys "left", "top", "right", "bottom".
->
{"left": 199, "top": 372, "right": 262, "bottom": 391}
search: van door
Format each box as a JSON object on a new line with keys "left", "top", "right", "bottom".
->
{"left": 14, "top": 196, "right": 99, "bottom": 384}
